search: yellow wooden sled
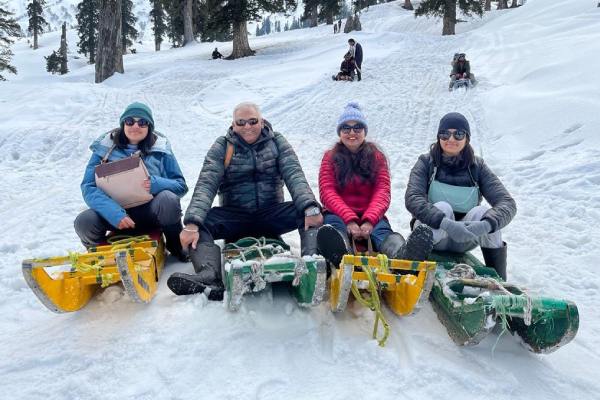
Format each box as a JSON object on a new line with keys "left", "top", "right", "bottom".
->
{"left": 22, "top": 234, "right": 165, "bottom": 313}
{"left": 330, "top": 252, "right": 436, "bottom": 346}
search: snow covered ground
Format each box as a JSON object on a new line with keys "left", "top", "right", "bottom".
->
{"left": 1, "top": 0, "right": 600, "bottom": 398}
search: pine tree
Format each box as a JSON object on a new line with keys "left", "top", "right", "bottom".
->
{"left": 208, "top": 0, "right": 297, "bottom": 59}
{"left": 319, "top": 0, "right": 342, "bottom": 25}
{"left": 121, "top": 0, "right": 137, "bottom": 53}
{"left": 196, "top": 0, "right": 232, "bottom": 42}
{"left": 45, "top": 50, "right": 60, "bottom": 73}
{"left": 59, "top": 21, "right": 68, "bottom": 74}
{"left": 27, "top": 0, "right": 49, "bottom": 50}
{"left": 163, "top": 0, "right": 184, "bottom": 47}
{"left": 149, "top": 0, "right": 166, "bottom": 51}
{"left": 302, "top": 0, "right": 318, "bottom": 28}
{"left": 95, "top": 0, "right": 123, "bottom": 83}
{"left": 402, "top": 0, "right": 413, "bottom": 10}
{"left": 76, "top": 0, "right": 99, "bottom": 63}
{"left": 0, "top": 5, "right": 20, "bottom": 81}
{"left": 415, "top": 0, "right": 483, "bottom": 36}
{"left": 264, "top": 16, "right": 271, "bottom": 34}
{"left": 284, "top": 21, "right": 288, "bottom": 31}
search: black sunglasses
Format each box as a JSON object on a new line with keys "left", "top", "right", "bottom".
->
{"left": 123, "top": 117, "right": 150, "bottom": 128}
{"left": 340, "top": 123, "right": 365, "bottom": 134}
{"left": 438, "top": 129, "right": 468, "bottom": 141}
{"left": 235, "top": 118, "right": 260, "bottom": 127}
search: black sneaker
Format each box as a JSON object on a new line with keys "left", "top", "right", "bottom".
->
{"left": 401, "top": 225, "right": 434, "bottom": 261}
{"left": 167, "top": 272, "right": 224, "bottom": 301}
{"left": 317, "top": 225, "right": 351, "bottom": 267}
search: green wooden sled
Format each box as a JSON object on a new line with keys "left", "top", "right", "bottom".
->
{"left": 222, "top": 237, "right": 327, "bottom": 312}
{"left": 428, "top": 252, "right": 579, "bottom": 353}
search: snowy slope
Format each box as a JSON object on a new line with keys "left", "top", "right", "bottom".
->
{"left": 1, "top": 1, "right": 600, "bottom": 399}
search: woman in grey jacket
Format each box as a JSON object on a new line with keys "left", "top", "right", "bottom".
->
{"left": 405, "top": 112, "right": 516, "bottom": 279}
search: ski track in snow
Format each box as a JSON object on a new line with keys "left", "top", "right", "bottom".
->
{"left": 1, "top": 1, "right": 600, "bottom": 398}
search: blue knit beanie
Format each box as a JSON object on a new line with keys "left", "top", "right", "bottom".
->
{"left": 336, "top": 102, "right": 368, "bottom": 135}
{"left": 119, "top": 102, "right": 154, "bottom": 127}
{"left": 437, "top": 112, "right": 470, "bottom": 138}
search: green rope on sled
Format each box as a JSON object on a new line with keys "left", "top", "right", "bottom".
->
{"left": 67, "top": 251, "right": 113, "bottom": 288}
{"left": 108, "top": 235, "right": 151, "bottom": 250}
{"left": 351, "top": 265, "right": 390, "bottom": 347}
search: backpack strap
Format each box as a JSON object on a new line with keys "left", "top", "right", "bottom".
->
{"left": 224, "top": 141, "right": 234, "bottom": 168}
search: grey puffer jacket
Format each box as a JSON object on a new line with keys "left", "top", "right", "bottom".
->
{"left": 405, "top": 153, "right": 516, "bottom": 232}
{"left": 184, "top": 121, "right": 318, "bottom": 227}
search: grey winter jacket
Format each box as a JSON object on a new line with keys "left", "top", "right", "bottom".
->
{"left": 184, "top": 121, "right": 318, "bottom": 227}
{"left": 405, "top": 153, "right": 516, "bottom": 232}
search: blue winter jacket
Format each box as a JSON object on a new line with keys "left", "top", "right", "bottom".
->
{"left": 81, "top": 129, "right": 188, "bottom": 228}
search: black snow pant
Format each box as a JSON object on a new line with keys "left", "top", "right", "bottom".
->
{"left": 74, "top": 190, "right": 184, "bottom": 256}
{"left": 197, "top": 201, "right": 305, "bottom": 244}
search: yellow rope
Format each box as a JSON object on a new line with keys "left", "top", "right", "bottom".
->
{"left": 350, "top": 264, "right": 390, "bottom": 347}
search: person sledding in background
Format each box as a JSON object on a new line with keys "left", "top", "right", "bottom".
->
{"left": 348, "top": 38, "right": 363, "bottom": 81}
{"left": 449, "top": 53, "right": 476, "bottom": 90}
{"left": 405, "top": 112, "right": 517, "bottom": 279}
{"left": 74, "top": 102, "right": 189, "bottom": 261}
{"left": 317, "top": 102, "right": 434, "bottom": 269}
{"left": 332, "top": 52, "right": 356, "bottom": 81}
{"left": 167, "top": 102, "right": 323, "bottom": 300}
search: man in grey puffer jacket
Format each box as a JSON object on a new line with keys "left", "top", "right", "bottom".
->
{"left": 168, "top": 102, "right": 323, "bottom": 299}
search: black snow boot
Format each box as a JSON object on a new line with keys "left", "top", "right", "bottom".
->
{"left": 300, "top": 228, "right": 319, "bottom": 257}
{"left": 481, "top": 242, "right": 508, "bottom": 281}
{"left": 163, "top": 223, "right": 189, "bottom": 262}
{"left": 167, "top": 242, "right": 224, "bottom": 300}
{"left": 395, "top": 225, "right": 434, "bottom": 261}
{"left": 316, "top": 224, "right": 351, "bottom": 267}
{"left": 167, "top": 273, "right": 224, "bottom": 300}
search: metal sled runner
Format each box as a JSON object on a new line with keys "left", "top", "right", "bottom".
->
{"left": 222, "top": 237, "right": 327, "bottom": 312}
{"left": 22, "top": 234, "right": 166, "bottom": 313}
{"left": 429, "top": 252, "right": 579, "bottom": 353}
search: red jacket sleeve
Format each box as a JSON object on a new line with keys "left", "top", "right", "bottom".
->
{"left": 319, "top": 151, "right": 359, "bottom": 224}
{"left": 361, "top": 151, "right": 391, "bottom": 225}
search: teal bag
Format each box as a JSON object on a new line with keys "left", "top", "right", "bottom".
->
{"left": 428, "top": 166, "right": 480, "bottom": 213}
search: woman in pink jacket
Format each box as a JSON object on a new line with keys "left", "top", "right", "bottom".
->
{"left": 316, "top": 102, "right": 434, "bottom": 268}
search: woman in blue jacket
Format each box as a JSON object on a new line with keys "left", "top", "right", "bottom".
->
{"left": 74, "top": 102, "right": 188, "bottom": 260}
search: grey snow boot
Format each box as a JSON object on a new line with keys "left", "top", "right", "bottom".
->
{"left": 300, "top": 228, "right": 319, "bottom": 257}
{"left": 481, "top": 242, "right": 508, "bottom": 281}
{"left": 379, "top": 232, "right": 406, "bottom": 259}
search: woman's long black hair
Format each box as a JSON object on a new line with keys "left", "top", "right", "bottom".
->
{"left": 111, "top": 125, "right": 156, "bottom": 155}
{"left": 331, "top": 141, "right": 386, "bottom": 189}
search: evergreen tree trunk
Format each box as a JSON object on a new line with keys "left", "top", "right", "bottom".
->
{"left": 60, "top": 22, "right": 68, "bottom": 74}
{"left": 484, "top": 0, "right": 491, "bottom": 11}
{"left": 442, "top": 0, "right": 456, "bottom": 36}
{"left": 182, "top": 0, "right": 194, "bottom": 45}
{"left": 228, "top": 20, "right": 254, "bottom": 59}
{"left": 95, "top": 0, "right": 123, "bottom": 83}
{"left": 309, "top": 6, "right": 318, "bottom": 27}
{"left": 326, "top": 12, "right": 333, "bottom": 25}
{"left": 510, "top": 0, "right": 518, "bottom": 8}
{"left": 402, "top": 0, "right": 413, "bottom": 10}
{"left": 497, "top": 0, "right": 508, "bottom": 9}
{"left": 33, "top": 26, "right": 38, "bottom": 50}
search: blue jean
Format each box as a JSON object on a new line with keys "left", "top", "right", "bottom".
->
{"left": 323, "top": 213, "right": 393, "bottom": 251}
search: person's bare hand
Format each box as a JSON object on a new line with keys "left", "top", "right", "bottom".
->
{"left": 117, "top": 216, "right": 135, "bottom": 230}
